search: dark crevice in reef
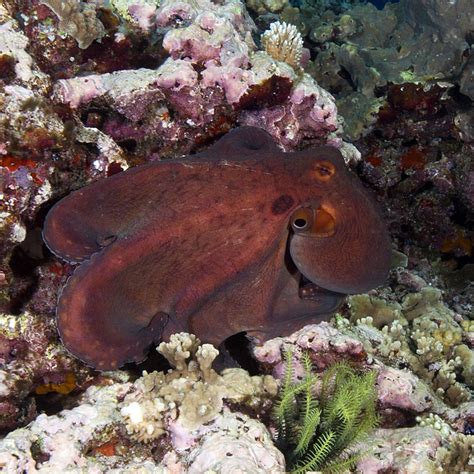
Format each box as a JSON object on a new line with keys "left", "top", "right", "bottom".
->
{"left": 33, "top": 392, "right": 71, "bottom": 417}
{"left": 222, "top": 332, "right": 261, "bottom": 376}
{"left": 7, "top": 202, "right": 55, "bottom": 314}
{"left": 8, "top": 232, "right": 43, "bottom": 315}
{"left": 337, "top": 66, "right": 358, "bottom": 92}
{"left": 127, "top": 347, "right": 171, "bottom": 377}
{"left": 117, "top": 138, "right": 138, "bottom": 153}
{"left": 451, "top": 197, "right": 473, "bottom": 229}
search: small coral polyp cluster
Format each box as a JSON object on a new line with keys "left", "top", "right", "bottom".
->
{"left": 347, "top": 287, "right": 472, "bottom": 406}
{"left": 120, "top": 333, "right": 277, "bottom": 442}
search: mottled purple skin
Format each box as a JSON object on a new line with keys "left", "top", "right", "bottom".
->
{"left": 43, "top": 127, "right": 391, "bottom": 370}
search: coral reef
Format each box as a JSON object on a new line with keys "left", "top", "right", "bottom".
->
{"left": 0, "top": 310, "right": 91, "bottom": 433}
{"left": 120, "top": 333, "right": 277, "bottom": 442}
{"left": 306, "top": 0, "right": 472, "bottom": 103}
{"left": 0, "top": 334, "right": 284, "bottom": 472}
{"left": 246, "top": 0, "right": 474, "bottom": 150}
{"left": 347, "top": 287, "right": 471, "bottom": 406}
{"left": 254, "top": 255, "right": 473, "bottom": 470}
{"left": 1, "top": 317, "right": 471, "bottom": 471}
{"left": 0, "top": 0, "right": 472, "bottom": 469}
{"left": 355, "top": 81, "right": 473, "bottom": 269}
{"left": 49, "top": 0, "right": 341, "bottom": 152}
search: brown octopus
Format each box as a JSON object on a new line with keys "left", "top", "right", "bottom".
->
{"left": 43, "top": 127, "right": 391, "bottom": 369}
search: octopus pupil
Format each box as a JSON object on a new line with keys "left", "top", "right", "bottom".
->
{"left": 294, "top": 218, "right": 307, "bottom": 229}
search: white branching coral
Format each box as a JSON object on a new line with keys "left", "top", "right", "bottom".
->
{"left": 120, "top": 333, "right": 277, "bottom": 442}
{"left": 431, "top": 357, "right": 469, "bottom": 403}
{"left": 379, "top": 319, "right": 409, "bottom": 360}
{"left": 120, "top": 398, "right": 167, "bottom": 442}
{"left": 356, "top": 316, "right": 374, "bottom": 326}
{"left": 195, "top": 344, "right": 220, "bottom": 381}
{"left": 158, "top": 333, "right": 202, "bottom": 372}
{"left": 261, "top": 21, "right": 303, "bottom": 69}
{"left": 413, "top": 331, "right": 444, "bottom": 359}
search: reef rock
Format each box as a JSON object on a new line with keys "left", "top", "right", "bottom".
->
{"left": 0, "top": 333, "right": 283, "bottom": 472}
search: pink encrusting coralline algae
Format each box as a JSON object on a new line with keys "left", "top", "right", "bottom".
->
{"left": 53, "top": 0, "right": 341, "bottom": 153}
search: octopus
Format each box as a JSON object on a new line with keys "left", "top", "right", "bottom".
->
{"left": 43, "top": 127, "right": 391, "bottom": 370}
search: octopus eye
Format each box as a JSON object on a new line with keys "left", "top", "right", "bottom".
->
{"left": 291, "top": 208, "right": 313, "bottom": 232}
{"left": 290, "top": 206, "right": 336, "bottom": 236}
{"left": 313, "top": 160, "right": 336, "bottom": 182}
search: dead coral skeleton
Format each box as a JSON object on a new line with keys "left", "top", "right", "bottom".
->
{"left": 261, "top": 21, "right": 303, "bottom": 69}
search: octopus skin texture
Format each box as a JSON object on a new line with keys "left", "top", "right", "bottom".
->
{"left": 43, "top": 127, "right": 391, "bottom": 370}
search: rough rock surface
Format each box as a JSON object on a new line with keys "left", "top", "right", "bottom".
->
{"left": 0, "top": 334, "right": 284, "bottom": 472}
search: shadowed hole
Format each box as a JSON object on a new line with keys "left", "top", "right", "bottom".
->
{"left": 8, "top": 227, "right": 46, "bottom": 314}
{"left": 221, "top": 332, "right": 260, "bottom": 375}
{"left": 126, "top": 348, "right": 170, "bottom": 376}
{"left": 118, "top": 139, "right": 137, "bottom": 153}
